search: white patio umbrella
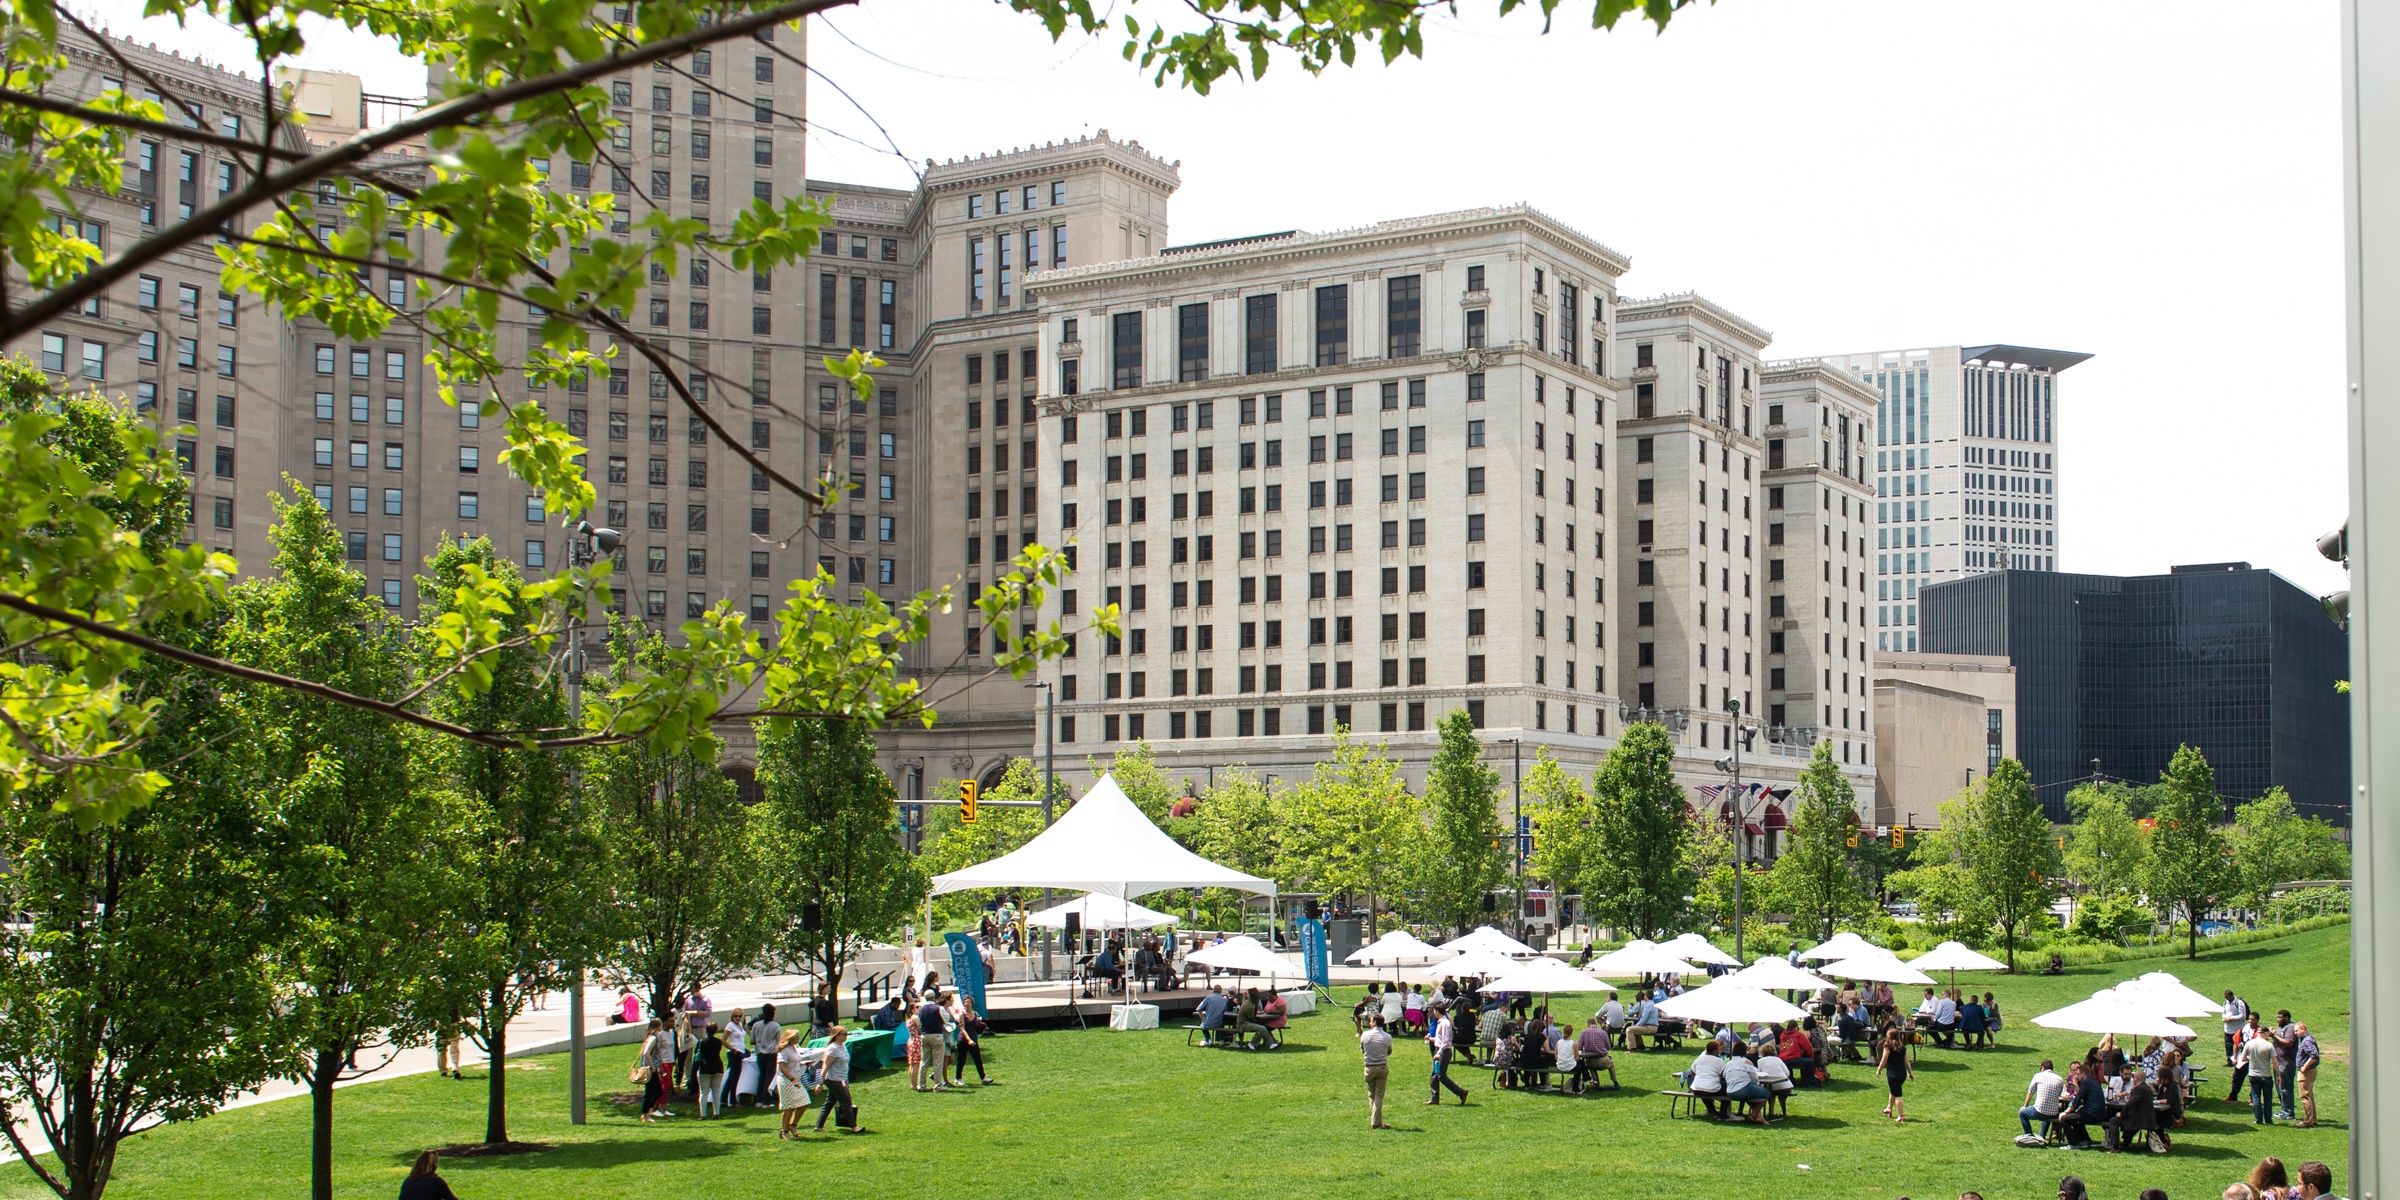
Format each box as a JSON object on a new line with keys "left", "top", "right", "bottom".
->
{"left": 1796, "top": 931, "right": 1893, "bottom": 962}
{"left": 1818, "top": 955, "right": 1937, "bottom": 986}
{"left": 1346, "top": 928, "right": 1450, "bottom": 967}
{"left": 2032, "top": 987, "right": 2203, "bottom": 1040}
{"left": 1907, "top": 940, "right": 2009, "bottom": 989}
{"left": 1025, "top": 893, "right": 1181, "bottom": 931}
{"left": 1477, "top": 956, "right": 1616, "bottom": 997}
{"left": 1732, "top": 956, "right": 1837, "bottom": 994}
{"left": 1588, "top": 939, "right": 1703, "bottom": 979}
{"left": 1439, "top": 925, "right": 1540, "bottom": 958}
{"left": 1184, "top": 935, "right": 1298, "bottom": 981}
{"left": 1663, "top": 932, "right": 1742, "bottom": 968}
{"left": 1658, "top": 977, "right": 1810, "bottom": 1026}
{"left": 2120, "top": 972, "right": 2220, "bottom": 1018}
{"left": 1407, "top": 947, "right": 1524, "bottom": 982}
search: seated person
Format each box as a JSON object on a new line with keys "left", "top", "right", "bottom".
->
{"left": 2106, "top": 1066, "right": 2166, "bottom": 1152}
{"left": 2044, "top": 952, "right": 2068, "bottom": 976}
{"left": 2056, "top": 1063, "right": 2108, "bottom": 1148}
{"left": 1234, "top": 990, "right": 1273, "bottom": 1050}
{"left": 1778, "top": 1021, "right": 1819, "bottom": 1087}
{"left": 1685, "top": 1046, "right": 1728, "bottom": 1118}
{"left": 1756, "top": 1048, "right": 1794, "bottom": 1106}
{"left": 1403, "top": 986, "right": 1427, "bottom": 1034}
{"left": 1837, "top": 1003, "right": 1872, "bottom": 1061}
{"left": 1553, "top": 1023, "right": 1583, "bottom": 1093}
{"left": 1352, "top": 984, "right": 1382, "bottom": 1032}
{"left": 869, "top": 996, "right": 906, "bottom": 1032}
{"left": 1627, "top": 995, "right": 1662, "bottom": 1051}
{"left": 1722, "top": 1052, "right": 1772, "bottom": 1125}
{"left": 1381, "top": 985, "right": 1408, "bottom": 1034}
{"left": 1575, "top": 1016, "right": 1619, "bottom": 1091}
{"left": 1491, "top": 1026, "right": 1521, "bottom": 1089}
{"left": 1089, "top": 945, "right": 1125, "bottom": 993}
{"left": 1260, "top": 991, "right": 1288, "bottom": 1050}
{"left": 1598, "top": 995, "right": 1628, "bottom": 1041}
{"left": 1961, "top": 997, "right": 1989, "bottom": 1050}
{"left": 1474, "top": 1004, "right": 1507, "bottom": 1065}
{"left": 1931, "top": 990, "right": 1961, "bottom": 1048}
{"left": 1195, "top": 986, "right": 1232, "bottom": 1044}
{"left": 2021, "top": 1058, "right": 2067, "bottom": 1141}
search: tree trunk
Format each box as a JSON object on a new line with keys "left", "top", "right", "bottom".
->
{"left": 60, "top": 1075, "right": 100, "bottom": 1200}
{"left": 484, "top": 985, "right": 510, "bottom": 1146}
{"left": 310, "top": 1048, "right": 342, "bottom": 1200}
{"left": 2188, "top": 907, "right": 2200, "bottom": 960}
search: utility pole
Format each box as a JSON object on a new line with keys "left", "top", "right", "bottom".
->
{"left": 561, "top": 518, "right": 619, "bottom": 1127}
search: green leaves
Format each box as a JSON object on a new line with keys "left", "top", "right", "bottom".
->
{"left": 1764, "top": 740, "right": 1873, "bottom": 943}
{"left": 1582, "top": 720, "right": 1695, "bottom": 938}
{"left": 1409, "top": 708, "right": 1505, "bottom": 935}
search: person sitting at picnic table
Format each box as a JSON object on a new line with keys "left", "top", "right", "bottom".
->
{"left": 1380, "top": 983, "right": 1408, "bottom": 1034}
{"left": 1961, "top": 994, "right": 1989, "bottom": 1049}
{"left": 2057, "top": 1062, "right": 2107, "bottom": 1148}
{"left": 2021, "top": 1058, "right": 2067, "bottom": 1140}
{"left": 1553, "top": 1021, "right": 1583, "bottom": 1093}
{"left": 1405, "top": 985, "right": 1428, "bottom": 1034}
{"left": 2098, "top": 1032, "right": 2128, "bottom": 1081}
{"left": 1576, "top": 1014, "right": 1621, "bottom": 1091}
{"left": 1929, "top": 989, "right": 1961, "bottom": 1047}
{"left": 1599, "top": 994, "right": 1628, "bottom": 1042}
{"left": 1260, "top": 990, "right": 1289, "bottom": 1050}
{"left": 1837, "top": 999, "right": 1873, "bottom": 1061}
{"left": 1491, "top": 1022, "right": 1521, "bottom": 1089}
{"left": 1474, "top": 1003, "right": 1508, "bottom": 1065}
{"left": 1723, "top": 1050, "right": 1772, "bottom": 1125}
{"left": 869, "top": 995, "right": 905, "bottom": 1032}
{"left": 1195, "top": 986, "right": 1232, "bottom": 1045}
{"left": 1353, "top": 984, "right": 1383, "bottom": 1032}
{"left": 1778, "top": 1021, "right": 1820, "bottom": 1087}
{"left": 1628, "top": 993, "right": 1663, "bottom": 1051}
{"left": 1867, "top": 982, "right": 1896, "bottom": 1017}
{"left": 1686, "top": 1044, "right": 1728, "bottom": 1118}
{"left": 1756, "top": 1046, "right": 1794, "bottom": 1109}
{"left": 1984, "top": 990, "right": 2003, "bottom": 1037}
{"left": 1837, "top": 981, "right": 1860, "bottom": 1012}
{"left": 2157, "top": 1048, "right": 2190, "bottom": 1127}
{"left": 2107, "top": 1064, "right": 2167, "bottom": 1153}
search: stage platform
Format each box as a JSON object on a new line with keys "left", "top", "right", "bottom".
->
{"left": 978, "top": 979, "right": 1306, "bottom": 1028}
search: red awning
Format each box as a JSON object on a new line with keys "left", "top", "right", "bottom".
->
{"left": 1743, "top": 821, "right": 1765, "bottom": 836}
{"left": 1763, "top": 804, "right": 1789, "bottom": 830}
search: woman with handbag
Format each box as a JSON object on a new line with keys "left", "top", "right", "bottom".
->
{"left": 634, "top": 1019, "right": 669, "bottom": 1124}
{"left": 812, "top": 1026, "right": 866, "bottom": 1134}
{"left": 774, "top": 1028, "right": 812, "bottom": 1139}
{"left": 948, "top": 992, "right": 993, "bottom": 1085}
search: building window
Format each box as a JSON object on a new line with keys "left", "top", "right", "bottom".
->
{"left": 1177, "top": 303, "right": 1209, "bottom": 382}
{"left": 1314, "top": 284, "right": 1348, "bottom": 366}
{"left": 1385, "top": 274, "right": 1421, "bottom": 358}
{"left": 1112, "top": 311, "right": 1144, "bottom": 389}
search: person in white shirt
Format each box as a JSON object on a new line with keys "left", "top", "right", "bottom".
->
{"left": 1359, "top": 1015, "right": 1395, "bottom": 1128}
{"left": 2021, "top": 1058, "right": 2066, "bottom": 1139}
{"left": 1686, "top": 1046, "right": 1727, "bottom": 1118}
{"left": 1599, "top": 996, "right": 1627, "bottom": 1037}
{"left": 1427, "top": 1004, "right": 1469, "bottom": 1105}
{"left": 1755, "top": 1050, "right": 1794, "bottom": 1112}
{"left": 2221, "top": 990, "right": 2251, "bottom": 1066}
{"left": 1723, "top": 1052, "right": 1771, "bottom": 1125}
{"left": 720, "top": 1008, "right": 750, "bottom": 1108}
{"left": 1932, "top": 990, "right": 1961, "bottom": 1048}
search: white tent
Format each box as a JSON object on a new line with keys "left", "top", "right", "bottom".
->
{"left": 1439, "top": 925, "right": 1540, "bottom": 958}
{"left": 1663, "top": 932, "right": 1742, "bottom": 968}
{"left": 1477, "top": 957, "right": 1616, "bottom": 996}
{"left": 1797, "top": 931, "right": 1893, "bottom": 962}
{"left": 2119, "top": 972, "right": 2220, "bottom": 1018}
{"left": 1658, "top": 978, "right": 1809, "bottom": 1025}
{"left": 1346, "top": 929, "right": 1451, "bottom": 968}
{"left": 1185, "top": 935, "right": 1298, "bottom": 980}
{"left": 1732, "top": 956, "right": 1837, "bottom": 994}
{"left": 1588, "top": 939, "right": 1702, "bottom": 979}
{"left": 928, "top": 774, "right": 1276, "bottom": 901}
{"left": 1818, "top": 955, "right": 1936, "bottom": 986}
{"left": 1026, "top": 894, "right": 1180, "bottom": 931}
{"left": 2032, "top": 987, "right": 2203, "bottom": 1040}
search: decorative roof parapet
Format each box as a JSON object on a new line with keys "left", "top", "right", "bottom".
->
{"left": 1027, "top": 203, "right": 1631, "bottom": 290}
{"left": 1618, "top": 291, "right": 1774, "bottom": 349}
{"left": 923, "top": 128, "right": 1182, "bottom": 191}
{"left": 1762, "top": 356, "right": 1883, "bottom": 405}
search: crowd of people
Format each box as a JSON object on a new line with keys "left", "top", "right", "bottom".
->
{"left": 1899, "top": 1158, "right": 2349, "bottom": 1200}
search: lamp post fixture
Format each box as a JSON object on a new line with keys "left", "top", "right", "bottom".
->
{"left": 1029, "top": 680, "right": 1056, "bottom": 981}
{"left": 1501, "top": 736, "right": 1524, "bottom": 919}
{"left": 1715, "top": 699, "right": 1764, "bottom": 960}
{"left": 561, "top": 518, "right": 620, "bottom": 1127}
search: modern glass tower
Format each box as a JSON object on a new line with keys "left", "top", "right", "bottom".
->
{"left": 1823, "top": 345, "right": 2090, "bottom": 652}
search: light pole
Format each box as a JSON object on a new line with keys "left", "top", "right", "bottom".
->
{"left": 562, "top": 518, "right": 620, "bottom": 1127}
{"left": 1717, "top": 699, "right": 1762, "bottom": 960}
{"left": 1501, "top": 736, "right": 1523, "bottom": 921}
{"left": 1030, "top": 680, "right": 1056, "bottom": 980}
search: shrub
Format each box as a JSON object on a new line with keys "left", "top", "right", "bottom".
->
{"left": 2071, "top": 894, "right": 2152, "bottom": 943}
{"left": 2264, "top": 886, "right": 2350, "bottom": 925}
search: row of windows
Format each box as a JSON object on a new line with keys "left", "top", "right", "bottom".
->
{"left": 1074, "top": 698, "right": 1502, "bottom": 746}
{"left": 966, "top": 181, "right": 1068, "bottom": 218}
{"left": 965, "top": 227, "right": 1068, "bottom": 309}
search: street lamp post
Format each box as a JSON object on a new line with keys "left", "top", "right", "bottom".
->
{"left": 1503, "top": 736, "right": 1523, "bottom": 918}
{"left": 1719, "top": 699, "right": 1763, "bottom": 960}
{"left": 562, "top": 518, "right": 619, "bottom": 1127}
{"left": 1027, "top": 680, "right": 1057, "bottom": 980}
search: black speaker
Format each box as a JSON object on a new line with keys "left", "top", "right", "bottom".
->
{"left": 802, "top": 902, "right": 821, "bottom": 932}
{"left": 1482, "top": 893, "right": 1496, "bottom": 914}
{"left": 1304, "top": 898, "right": 1322, "bottom": 921}
{"left": 1064, "top": 912, "right": 1082, "bottom": 939}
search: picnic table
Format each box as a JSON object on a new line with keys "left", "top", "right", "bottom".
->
{"left": 809, "top": 1028, "right": 898, "bottom": 1069}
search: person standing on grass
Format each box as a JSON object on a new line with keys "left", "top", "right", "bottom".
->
{"left": 775, "top": 1029, "right": 811, "bottom": 1139}
{"left": 693, "top": 1022, "right": 725, "bottom": 1119}
{"left": 1359, "top": 1013, "right": 1394, "bottom": 1128}
{"left": 1877, "top": 1029, "right": 1913, "bottom": 1123}
{"left": 2272, "top": 1009, "right": 2301, "bottom": 1121}
{"left": 2243, "top": 1023, "right": 2279, "bottom": 1124}
{"left": 1426, "top": 1002, "right": 1469, "bottom": 1105}
{"left": 636, "top": 1019, "right": 669, "bottom": 1124}
{"left": 2294, "top": 1023, "right": 2321, "bottom": 1127}
{"left": 2222, "top": 989, "right": 2251, "bottom": 1066}
{"left": 721, "top": 1008, "right": 749, "bottom": 1108}
{"left": 903, "top": 1002, "right": 926, "bottom": 1090}
{"left": 948, "top": 990, "right": 992, "bottom": 1085}
{"left": 398, "top": 1150, "right": 462, "bottom": 1200}
{"left": 748, "top": 1004, "right": 782, "bottom": 1108}
{"left": 917, "top": 989, "right": 952, "bottom": 1090}
{"left": 813, "top": 1026, "right": 867, "bottom": 1135}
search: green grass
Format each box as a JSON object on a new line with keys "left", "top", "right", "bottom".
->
{"left": 15, "top": 922, "right": 2354, "bottom": 1200}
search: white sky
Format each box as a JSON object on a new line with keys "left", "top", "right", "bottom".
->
{"left": 79, "top": 0, "right": 2352, "bottom": 596}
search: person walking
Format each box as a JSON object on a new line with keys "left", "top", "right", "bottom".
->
{"left": 692, "top": 1022, "right": 725, "bottom": 1118}
{"left": 1359, "top": 1013, "right": 1394, "bottom": 1128}
{"left": 1426, "top": 1002, "right": 1469, "bottom": 1105}
{"left": 947, "top": 991, "right": 992, "bottom": 1085}
{"left": 774, "top": 1029, "right": 811, "bottom": 1139}
{"left": 635, "top": 1019, "right": 669, "bottom": 1124}
{"left": 2294, "top": 1023, "right": 2321, "bottom": 1127}
{"left": 1877, "top": 1029, "right": 1914, "bottom": 1124}
{"left": 813, "top": 1025, "right": 866, "bottom": 1134}
{"left": 398, "top": 1150, "right": 462, "bottom": 1200}
{"left": 917, "top": 989, "right": 952, "bottom": 1091}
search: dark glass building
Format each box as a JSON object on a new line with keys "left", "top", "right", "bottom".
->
{"left": 1919, "top": 564, "right": 2350, "bottom": 823}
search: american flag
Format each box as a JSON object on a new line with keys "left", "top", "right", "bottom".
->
{"left": 1696, "top": 784, "right": 1724, "bottom": 800}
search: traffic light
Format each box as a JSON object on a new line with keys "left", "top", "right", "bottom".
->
{"left": 1846, "top": 830, "right": 1860, "bottom": 849}
{"left": 957, "top": 778, "right": 979, "bottom": 824}
{"left": 1892, "top": 826, "right": 1907, "bottom": 850}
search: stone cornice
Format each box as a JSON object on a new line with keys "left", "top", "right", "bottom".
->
{"left": 1618, "top": 291, "right": 1774, "bottom": 350}
{"left": 923, "top": 131, "right": 1182, "bottom": 195}
{"left": 1025, "top": 205, "right": 1633, "bottom": 295}
{"left": 1763, "top": 357, "right": 1882, "bottom": 408}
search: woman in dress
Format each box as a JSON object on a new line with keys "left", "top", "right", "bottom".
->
{"left": 903, "top": 1004, "right": 925, "bottom": 1091}
{"left": 774, "top": 1028, "right": 811, "bottom": 1139}
{"left": 1877, "top": 1029, "right": 1914, "bottom": 1123}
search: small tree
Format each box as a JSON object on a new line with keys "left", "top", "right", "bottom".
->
{"left": 1408, "top": 709, "right": 1505, "bottom": 936}
{"left": 1954, "top": 758, "right": 2060, "bottom": 970}
{"left": 1584, "top": 723, "right": 1695, "bottom": 939}
{"left": 1767, "top": 741, "right": 1873, "bottom": 944}
{"left": 753, "top": 717, "right": 926, "bottom": 994}
{"left": 2142, "top": 744, "right": 2234, "bottom": 960}
{"left": 1522, "top": 749, "right": 1597, "bottom": 915}
{"left": 2063, "top": 783, "right": 2150, "bottom": 901}
{"left": 588, "top": 620, "right": 762, "bottom": 1021}
{"left": 1277, "top": 728, "right": 1416, "bottom": 932}
{"left": 1191, "top": 768, "right": 1280, "bottom": 929}
{"left": 2226, "top": 787, "right": 2351, "bottom": 915}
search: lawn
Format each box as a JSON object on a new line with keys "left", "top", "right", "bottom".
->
{"left": 15, "top": 922, "right": 2353, "bottom": 1200}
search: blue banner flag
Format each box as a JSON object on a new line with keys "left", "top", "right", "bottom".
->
{"left": 1299, "top": 916, "right": 1329, "bottom": 987}
{"left": 944, "top": 932, "right": 989, "bottom": 1018}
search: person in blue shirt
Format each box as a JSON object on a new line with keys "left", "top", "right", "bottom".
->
{"left": 1627, "top": 995, "right": 1662, "bottom": 1050}
{"left": 1196, "top": 986, "right": 1233, "bottom": 1046}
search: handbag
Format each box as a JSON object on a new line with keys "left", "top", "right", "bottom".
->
{"left": 628, "top": 1063, "right": 652, "bottom": 1084}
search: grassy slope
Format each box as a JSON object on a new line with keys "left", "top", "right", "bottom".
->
{"left": 22, "top": 922, "right": 2353, "bottom": 1200}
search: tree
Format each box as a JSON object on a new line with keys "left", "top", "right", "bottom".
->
{"left": 410, "top": 538, "right": 611, "bottom": 1148}
{"left": 917, "top": 758, "right": 1061, "bottom": 928}
{"left": 1190, "top": 768, "right": 1280, "bottom": 928}
{"left": 2225, "top": 787, "right": 2351, "bottom": 914}
{"left": 216, "top": 488, "right": 456, "bottom": 1200}
{"left": 753, "top": 717, "right": 927, "bottom": 993}
{"left": 587, "top": 620, "right": 762, "bottom": 1022}
{"left": 2142, "top": 744, "right": 2235, "bottom": 960}
{"left": 1100, "top": 741, "right": 1183, "bottom": 828}
{"left": 1275, "top": 728, "right": 1416, "bottom": 932}
{"left": 1582, "top": 722, "right": 1695, "bottom": 939}
{"left": 1408, "top": 710, "right": 1505, "bottom": 936}
{"left": 2063, "top": 783, "right": 2149, "bottom": 902}
{"left": 1767, "top": 741, "right": 1873, "bottom": 944}
{"left": 1951, "top": 758, "right": 2060, "bottom": 970}
{"left": 1522, "top": 749, "right": 1597, "bottom": 910}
